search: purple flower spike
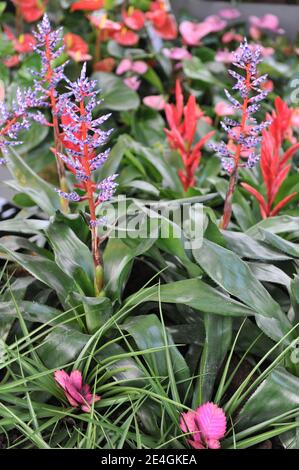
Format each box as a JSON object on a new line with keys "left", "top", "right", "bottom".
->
{"left": 211, "top": 39, "right": 269, "bottom": 172}
{"left": 55, "top": 189, "right": 81, "bottom": 202}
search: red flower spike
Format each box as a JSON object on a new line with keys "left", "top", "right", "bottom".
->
{"left": 242, "top": 98, "right": 299, "bottom": 218}
{"left": 165, "top": 80, "right": 215, "bottom": 192}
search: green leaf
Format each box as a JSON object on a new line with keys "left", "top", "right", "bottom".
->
{"left": 104, "top": 237, "right": 155, "bottom": 301}
{"left": 7, "top": 147, "right": 60, "bottom": 215}
{"left": 257, "top": 229, "right": 299, "bottom": 257}
{"left": 183, "top": 57, "right": 222, "bottom": 86}
{"left": 126, "top": 278, "right": 256, "bottom": 317}
{"left": 0, "top": 3, "right": 6, "bottom": 16}
{"left": 236, "top": 368, "right": 299, "bottom": 432}
{"left": 0, "top": 238, "right": 74, "bottom": 301}
{"left": 122, "top": 314, "right": 190, "bottom": 395}
{"left": 196, "top": 314, "right": 232, "bottom": 405}
{"left": 46, "top": 220, "right": 95, "bottom": 296}
{"left": 223, "top": 231, "right": 290, "bottom": 261}
{"left": 93, "top": 72, "right": 140, "bottom": 111}
{"left": 73, "top": 294, "right": 113, "bottom": 333}
{"left": 132, "top": 107, "right": 165, "bottom": 146}
{"left": 192, "top": 239, "right": 292, "bottom": 341}
{"left": 38, "top": 326, "right": 90, "bottom": 368}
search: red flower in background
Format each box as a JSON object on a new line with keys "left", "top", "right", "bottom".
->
{"left": 64, "top": 32, "right": 91, "bottom": 62}
{"left": 70, "top": 0, "right": 104, "bottom": 12}
{"left": 4, "top": 25, "right": 36, "bottom": 53}
{"left": 122, "top": 7, "right": 145, "bottom": 31}
{"left": 165, "top": 80, "right": 215, "bottom": 192}
{"left": 13, "top": 0, "right": 47, "bottom": 23}
{"left": 146, "top": 1, "right": 177, "bottom": 40}
{"left": 93, "top": 57, "right": 116, "bottom": 72}
{"left": 242, "top": 97, "right": 299, "bottom": 218}
{"left": 114, "top": 26, "right": 139, "bottom": 46}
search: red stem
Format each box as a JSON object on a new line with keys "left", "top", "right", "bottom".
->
{"left": 79, "top": 100, "right": 101, "bottom": 271}
{"left": 220, "top": 65, "right": 251, "bottom": 230}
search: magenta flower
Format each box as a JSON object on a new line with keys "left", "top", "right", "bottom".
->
{"left": 162, "top": 47, "right": 192, "bottom": 61}
{"left": 116, "top": 58, "right": 148, "bottom": 75}
{"left": 214, "top": 101, "right": 234, "bottom": 117}
{"left": 179, "top": 21, "right": 212, "bottom": 46}
{"left": 143, "top": 95, "right": 166, "bottom": 111}
{"left": 249, "top": 14, "right": 284, "bottom": 34}
{"left": 180, "top": 402, "right": 226, "bottom": 450}
{"left": 205, "top": 15, "right": 227, "bottom": 33}
{"left": 218, "top": 8, "right": 241, "bottom": 20}
{"left": 123, "top": 76, "right": 141, "bottom": 91}
{"left": 54, "top": 369, "right": 101, "bottom": 413}
{"left": 215, "top": 49, "right": 235, "bottom": 64}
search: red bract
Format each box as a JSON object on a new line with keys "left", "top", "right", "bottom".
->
{"left": 114, "top": 26, "right": 139, "bottom": 46}
{"left": 64, "top": 32, "right": 91, "bottom": 62}
{"left": 242, "top": 97, "right": 299, "bottom": 218}
{"left": 70, "top": 0, "right": 104, "bottom": 11}
{"left": 13, "top": 0, "right": 47, "bottom": 23}
{"left": 146, "top": 1, "right": 177, "bottom": 40}
{"left": 164, "top": 80, "right": 215, "bottom": 192}
{"left": 122, "top": 7, "right": 145, "bottom": 31}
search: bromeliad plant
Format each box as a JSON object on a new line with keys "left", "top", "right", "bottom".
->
{"left": 211, "top": 40, "right": 270, "bottom": 229}
{"left": 54, "top": 62, "right": 117, "bottom": 293}
{"left": 164, "top": 80, "right": 214, "bottom": 192}
{"left": 242, "top": 97, "right": 299, "bottom": 218}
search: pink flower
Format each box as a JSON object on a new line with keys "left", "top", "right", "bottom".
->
{"left": 143, "top": 95, "right": 166, "bottom": 110}
{"left": 260, "top": 46, "right": 275, "bottom": 58}
{"left": 116, "top": 59, "right": 148, "bottom": 75}
{"left": 291, "top": 108, "right": 299, "bottom": 128}
{"left": 215, "top": 49, "right": 234, "bottom": 64}
{"left": 180, "top": 402, "right": 226, "bottom": 450}
{"left": 222, "top": 31, "right": 243, "bottom": 44}
{"left": 218, "top": 8, "right": 241, "bottom": 20}
{"left": 250, "top": 26, "right": 261, "bottom": 40}
{"left": 123, "top": 76, "right": 141, "bottom": 91}
{"left": 249, "top": 14, "right": 284, "bottom": 34}
{"left": 54, "top": 370, "right": 101, "bottom": 413}
{"left": 215, "top": 101, "right": 234, "bottom": 117}
{"left": 162, "top": 47, "right": 192, "bottom": 61}
{"left": 205, "top": 15, "right": 227, "bottom": 33}
{"left": 179, "top": 20, "right": 213, "bottom": 46}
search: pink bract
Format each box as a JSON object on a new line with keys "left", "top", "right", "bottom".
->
{"left": 180, "top": 402, "right": 226, "bottom": 450}
{"left": 54, "top": 369, "right": 101, "bottom": 413}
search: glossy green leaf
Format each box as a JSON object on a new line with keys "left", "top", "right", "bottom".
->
{"left": 46, "top": 220, "right": 95, "bottom": 296}
{"left": 93, "top": 72, "right": 140, "bottom": 111}
{"left": 126, "top": 278, "right": 255, "bottom": 317}
{"left": 192, "top": 239, "right": 292, "bottom": 341}
{"left": 7, "top": 148, "right": 60, "bottom": 215}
